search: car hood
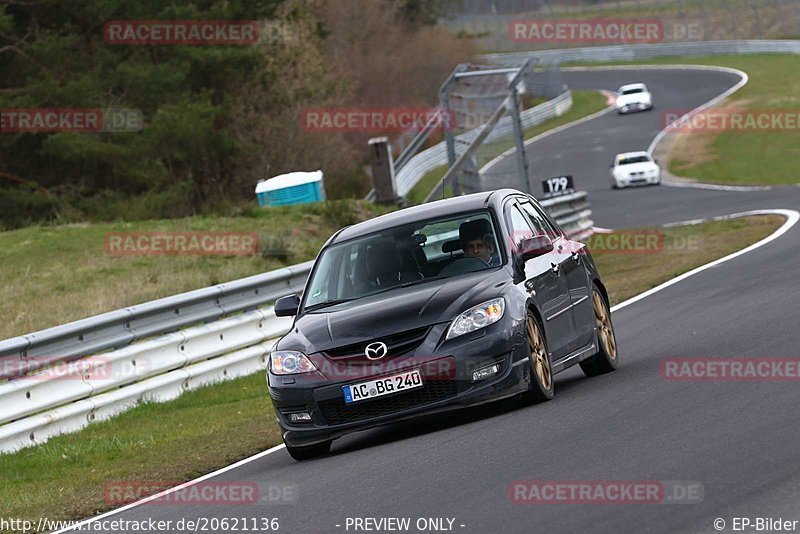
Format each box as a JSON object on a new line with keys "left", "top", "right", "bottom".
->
{"left": 616, "top": 92, "right": 651, "bottom": 106}
{"left": 277, "top": 268, "right": 511, "bottom": 354}
{"left": 614, "top": 162, "right": 658, "bottom": 175}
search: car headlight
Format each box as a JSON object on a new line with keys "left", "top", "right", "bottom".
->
{"left": 269, "top": 350, "right": 317, "bottom": 375}
{"left": 446, "top": 298, "right": 505, "bottom": 340}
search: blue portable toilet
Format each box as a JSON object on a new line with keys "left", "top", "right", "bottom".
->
{"left": 255, "top": 170, "right": 325, "bottom": 207}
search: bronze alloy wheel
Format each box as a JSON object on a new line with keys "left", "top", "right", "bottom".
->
{"left": 579, "top": 287, "right": 619, "bottom": 377}
{"left": 593, "top": 290, "right": 617, "bottom": 361}
{"left": 527, "top": 315, "right": 552, "bottom": 391}
{"left": 517, "top": 312, "right": 554, "bottom": 405}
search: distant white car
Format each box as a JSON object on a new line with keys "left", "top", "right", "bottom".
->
{"left": 610, "top": 151, "right": 661, "bottom": 189}
{"left": 616, "top": 83, "right": 653, "bottom": 114}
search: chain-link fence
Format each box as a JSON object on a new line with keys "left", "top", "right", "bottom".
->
{"left": 367, "top": 59, "right": 572, "bottom": 203}
{"left": 442, "top": 0, "right": 800, "bottom": 53}
{"left": 423, "top": 59, "right": 570, "bottom": 200}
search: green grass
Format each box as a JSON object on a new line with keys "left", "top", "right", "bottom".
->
{"left": 406, "top": 90, "right": 609, "bottom": 204}
{"left": 0, "top": 214, "right": 784, "bottom": 532}
{"left": 407, "top": 164, "right": 449, "bottom": 205}
{"left": 594, "top": 215, "right": 785, "bottom": 305}
{"left": 0, "top": 373, "right": 278, "bottom": 528}
{"left": 0, "top": 200, "right": 392, "bottom": 339}
{"left": 567, "top": 54, "right": 800, "bottom": 186}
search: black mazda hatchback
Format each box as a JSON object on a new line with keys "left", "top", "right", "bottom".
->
{"left": 268, "top": 189, "right": 618, "bottom": 460}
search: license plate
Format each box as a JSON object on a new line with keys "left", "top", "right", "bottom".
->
{"left": 342, "top": 370, "right": 423, "bottom": 404}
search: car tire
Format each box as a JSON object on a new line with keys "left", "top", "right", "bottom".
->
{"left": 580, "top": 287, "right": 619, "bottom": 377}
{"left": 285, "top": 439, "right": 332, "bottom": 461}
{"left": 517, "top": 312, "right": 554, "bottom": 405}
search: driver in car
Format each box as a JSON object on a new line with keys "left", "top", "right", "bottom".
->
{"left": 459, "top": 219, "right": 500, "bottom": 267}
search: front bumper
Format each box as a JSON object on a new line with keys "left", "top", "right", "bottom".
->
{"left": 268, "top": 318, "right": 531, "bottom": 447}
{"left": 613, "top": 175, "right": 659, "bottom": 188}
{"left": 617, "top": 102, "right": 652, "bottom": 113}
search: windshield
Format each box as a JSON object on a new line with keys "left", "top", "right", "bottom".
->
{"left": 620, "top": 87, "right": 644, "bottom": 95}
{"left": 303, "top": 211, "right": 502, "bottom": 311}
{"left": 618, "top": 155, "right": 651, "bottom": 165}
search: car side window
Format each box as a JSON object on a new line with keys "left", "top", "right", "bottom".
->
{"left": 519, "top": 200, "right": 561, "bottom": 238}
{"left": 518, "top": 201, "right": 548, "bottom": 235}
{"left": 505, "top": 203, "right": 534, "bottom": 252}
{"left": 338, "top": 244, "right": 359, "bottom": 297}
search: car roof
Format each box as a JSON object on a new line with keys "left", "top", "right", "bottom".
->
{"left": 619, "top": 83, "right": 647, "bottom": 91}
{"left": 616, "top": 151, "right": 650, "bottom": 159}
{"left": 332, "top": 189, "right": 521, "bottom": 243}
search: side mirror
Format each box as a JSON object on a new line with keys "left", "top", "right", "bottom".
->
{"left": 519, "top": 235, "right": 554, "bottom": 261}
{"left": 275, "top": 294, "right": 300, "bottom": 317}
{"left": 654, "top": 158, "right": 659, "bottom": 164}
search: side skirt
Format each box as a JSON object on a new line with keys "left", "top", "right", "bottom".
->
{"left": 551, "top": 339, "right": 597, "bottom": 374}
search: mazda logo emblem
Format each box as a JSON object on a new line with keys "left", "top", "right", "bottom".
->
{"left": 364, "top": 342, "right": 388, "bottom": 360}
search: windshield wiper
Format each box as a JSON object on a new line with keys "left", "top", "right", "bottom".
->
{"left": 305, "top": 278, "right": 448, "bottom": 311}
{"left": 303, "top": 297, "right": 358, "bottom": 312}
{"left": 368, "top": 276, "right": 447, "bottom": 297}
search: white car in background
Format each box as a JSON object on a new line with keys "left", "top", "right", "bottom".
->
{"left": 610, "top": 151, "right": 661, "bottom": 189}
{"left": 616, "top": 83, "right": 653, "bottom": 114}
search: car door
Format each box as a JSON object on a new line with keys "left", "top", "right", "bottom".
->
{"left": 520, "top": 197, "right": 595, "bottom": 352}
{"left": 504, "top": 199, "right": 573, "bottom": 360}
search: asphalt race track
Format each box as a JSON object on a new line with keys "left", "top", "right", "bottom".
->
{"left": 62, "top": 68, "right": 800, "bottom": 534}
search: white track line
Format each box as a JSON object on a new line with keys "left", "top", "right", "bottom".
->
{"left": 662, "top": 181, "right": 772, "bottom": 192}
{"left": 54, "top": 211, "right": 799, "bottom": 533}
{"left": 49, "top": 64, "right": 788, "bottom": 529}
{"left": 52, "top": 443, "right": 287, "bottom": 533}
{"left": 50, "top": 65, "right": 781, "bottom": 533}
{"left": 480, "top": 96, "right": 616, "bottom": 175}
{"left": 492, "top": 64, "right": 768, "bottom": 192}
{"left": 564, "top": 64, "right": 772, "bottom": 193}
{"left": 662, "top": 209, "right": 788, "bottom": 228}
{"left": 611, "top": 209, "right": 799, "bottom": 313}
{"left": 639, "top": 65, "right": 749, "bottom": 156}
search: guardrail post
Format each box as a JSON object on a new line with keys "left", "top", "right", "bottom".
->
{"left": 508, "top": 85, "right": 531, "bottom": 194}
{"left": 441, "top": 86, "right": 459, "bottom": 196}
{"left": 368, "top": 136, "right": 399, "bottom": 205}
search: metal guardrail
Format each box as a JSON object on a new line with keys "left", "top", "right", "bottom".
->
{"left": 0, "top": 261, "right": 313, "bottom": 381}
{"left": 479, "top": 40, "right": 800, "bottom": 65}
{"left": 14, "top": 36, "right": 711, "bottom": 453}
{"left": 395, "top": 89, "right": 573, "bottom": 197}
{"left": 540, "top": 191, "right": 594, "bottom": 241}
{"left": 5, "top": 39, "right": 795, "bottom": 454}
{"left": 0, "top": 309, "right": 292, "bottom": 453}
{"left": 0, "top": 192, "right": 593, "bottom": 453}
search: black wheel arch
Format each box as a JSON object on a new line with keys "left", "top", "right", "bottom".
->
{"left": 526, "top": 301, "right": 546, "bottom": 342}
{"left": 593, "top": 278, "right": 610, "bottom": 308}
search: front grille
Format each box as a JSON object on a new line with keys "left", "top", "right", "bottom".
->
{"left": 322, "top": 326, "right": 430, "bottom": 360}
{"left": 317, "top": 379, "right": 457, "bottom": 425}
